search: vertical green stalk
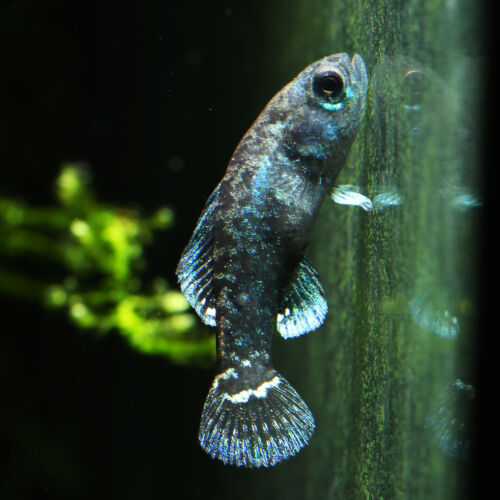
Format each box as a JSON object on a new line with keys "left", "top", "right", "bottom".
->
{"left": 267, "top": 0, "right": 480, "bottom": 498}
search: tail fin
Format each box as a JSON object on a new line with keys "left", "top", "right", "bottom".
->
{"left": 198, "top": 369, "right": 315, "bottom": 468}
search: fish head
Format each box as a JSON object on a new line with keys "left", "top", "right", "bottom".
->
{"left": 282, "top": 53, "right": 368, "bottom": 177}
{"left": 307, "top": 53, "right": 368, "bottom": 124}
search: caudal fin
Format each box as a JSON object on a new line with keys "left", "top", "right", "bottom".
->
{"left": 198, "top": 369, "right": 315, "bottom": 468}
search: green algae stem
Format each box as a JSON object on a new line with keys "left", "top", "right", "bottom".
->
{"left": 0, "top": 164, "right": 215, "bottom": 366}
{"left": 306, "top": 4, "right": 479, "bottom": 500}
{"left": 254, "top": 0, "right": 481, "bottom": 498}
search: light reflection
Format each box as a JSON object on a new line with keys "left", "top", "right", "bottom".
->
{"left": 410, "top": 294, "right": 459, "bottom": 340}
{"left": 426, "top": 379, "right": 475, "bottom": 462}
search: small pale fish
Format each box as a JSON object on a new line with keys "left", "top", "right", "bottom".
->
{"left": 177, "top": 53, "right": 368, "bottom": 468}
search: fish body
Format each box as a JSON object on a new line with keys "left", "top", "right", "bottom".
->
{"left": 177, "top": 53, "right": 368, "bottom": 467}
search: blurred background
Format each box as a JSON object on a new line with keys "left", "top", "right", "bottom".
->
{"left": 0, "top": 1, "right": 490, "bottom": 499}
{"left": 1, "top": 1, "right": 293, "bottom": 498}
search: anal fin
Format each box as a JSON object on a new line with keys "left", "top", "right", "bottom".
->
{"left": 277, "top": 257, "right": 327, "bottom": 338}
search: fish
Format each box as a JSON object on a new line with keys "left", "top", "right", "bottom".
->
{"left": 176, "top": 53, "right": 368, "bottom": 468}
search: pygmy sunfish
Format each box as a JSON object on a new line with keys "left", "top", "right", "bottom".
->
{"left": 177, "top": 53, "right": 368, "bottom": 467}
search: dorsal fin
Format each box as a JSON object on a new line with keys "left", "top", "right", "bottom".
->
{"left": 277, "top": 257, "right": 327, "bottom": 338}
{"left": 176, "top": 186, "right": 220, "bottom": 326}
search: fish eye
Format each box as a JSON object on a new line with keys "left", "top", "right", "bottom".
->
{"left": 313, "top": 71, "right": 345, "bottom": 100}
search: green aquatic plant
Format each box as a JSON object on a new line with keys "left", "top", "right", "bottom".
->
{"left": 0, "top": 164, "right": 215, "bottom": 365}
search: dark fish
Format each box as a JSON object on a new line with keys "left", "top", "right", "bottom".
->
{"left": 177, "top": 53, "right": 368, "bottom": 467}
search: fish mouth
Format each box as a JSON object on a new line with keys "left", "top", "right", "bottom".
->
{"left": 350, "top": 54, "right": 369, "bottom": 96}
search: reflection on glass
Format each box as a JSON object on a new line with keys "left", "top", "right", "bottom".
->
{"left": 410, "top": 292, "right": 459, "bottom": 340}
{"left": 427, "top": 379, "right": 476, "bottom": 462}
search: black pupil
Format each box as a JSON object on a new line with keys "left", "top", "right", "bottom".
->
{"left": 315, "top": 73, "right": 344, "bottom": 99}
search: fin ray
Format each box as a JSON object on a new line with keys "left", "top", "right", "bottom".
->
{"left": 176, "top": 186, "right": 220, "bottom": 326}
{"left": 199, "top": 370, "right": 315, "bottom": 468}
{"left": 277, "top": 257, "right": 327, "bottom": 338}
{"left": 330, "top": 184, "right": 373, "bottom": 211}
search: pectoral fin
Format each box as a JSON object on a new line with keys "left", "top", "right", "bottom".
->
{"left": 330, "top": 184, "right": 373, "bottom": 211}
